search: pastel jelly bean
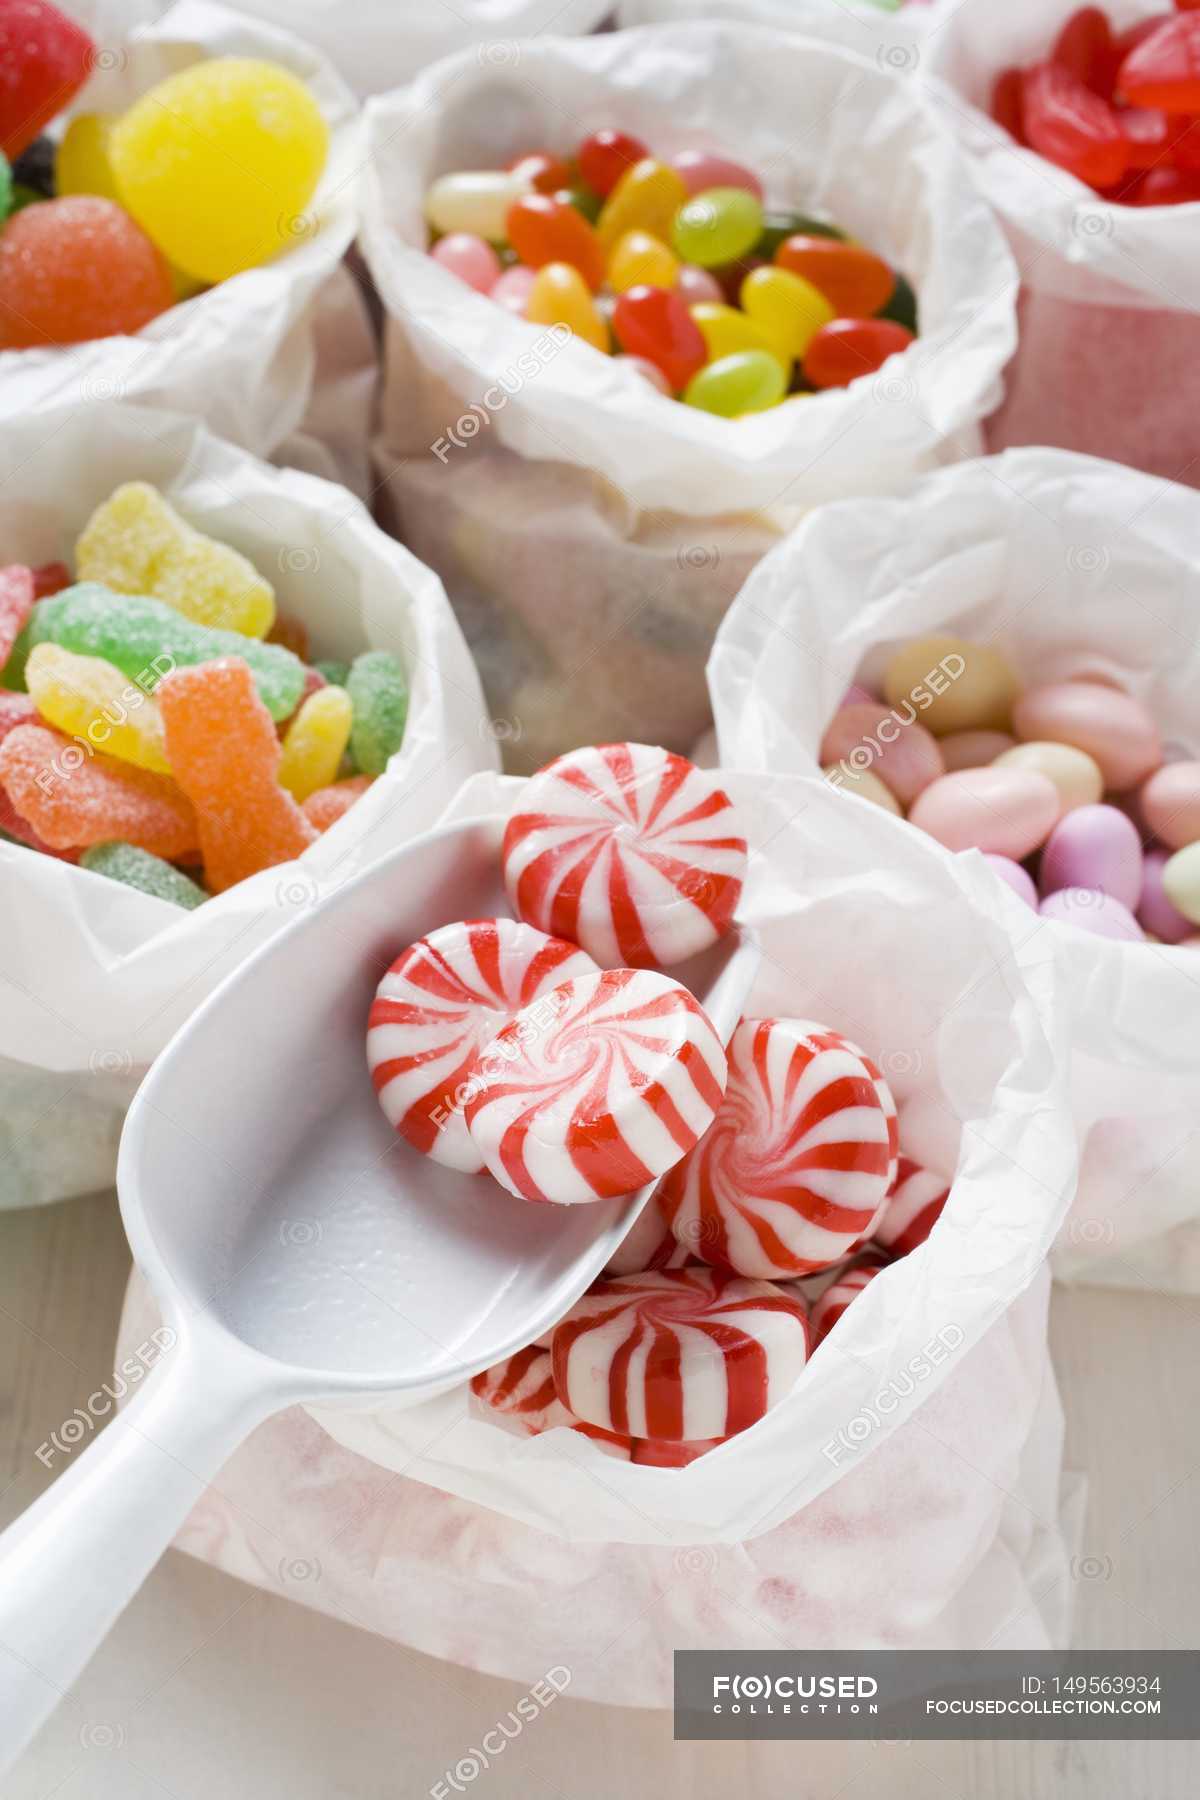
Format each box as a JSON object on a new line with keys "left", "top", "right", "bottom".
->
{"left": 490, "top": 264, "right": 537, "bottom": 313}
{"left": 76, "top": 482, "right": 276, "bottom": 639}
{"left": 31, "top": 584, "right": 306, "bottom": 722}
{"left": 823, "top": 763, "right": 901, "bottom": 814}
{"left": 578, "top": 129, "right": 649, "bottom": 198}
{"left": 158, "top": 657, "right": 316, "bottom": 893}
{"left": 908, "top": 767, "right": 1060, "bottom": 859}
{"left": 984, "top": 853, "right": 1039, "bottom": 909}
{"left": 110, "top": 60, "right": 329, "bottom": 285}
{"left": 674, "top": 263, "right": 723, "bottom": 306}
{"left": 25, "top": 643, "right": 170, "bottom": 773}
{"left": 612, "top": 284, "right": 706, "bottom": 390}
{"left": 671, "top": 187, "right": 763, "bottom": 268}
{"left": 882, "top": 636, "right": 1019, "bottom": 737}
{"left": 993, "top": 740, "right": 1104, "bottom": 815}
{"left": 669, "top": 149, "right": 764, "bottom": 200}
{"left": 1012, "top": 680, "right": 1162, "bottom": 789}
{"left": 506, "top": 193, "right": 605, "bottom": 290}
{"left": 607, "top": 229, "right": 678, "bottom": 293}
{"left": 302, "top": 772, "right": 372, "bottom": 833}
{"left": 1021, "top": 63, "right": 1129, "bottom": 186}
{"left": 1039, "top": 803, "right": 1144, "bottom": 910}
{"left": 940, "top": 729, "right": 1016, "bottom": 771}
{"left": 0, "top": 196, "right": 174, "bottom": 348}
{"left": 426, "top": 170, "right": 530, "bottom": 241}
{"left": 689, "top": 302, "right": 785, "bottom": 370}
{"left": 740, "top": 264, "right": 835, "bottom": 362}
{"left": 1138, "top": 846, "right": 1193, "bottom": 943}
{"left": 1163, "top": 841, "right": 1200, "bottom": 926}
{"left": 79, "top": 841, "right": 207, "bottom": 909}
{"left": 774, "top": 236, "right": 896, "bottom": 318}
{"left": 1039, "top": 888, "right": 1144, "bottom": 941}
{"left": 683, "top": 349, "right": 787, "bottom": 416}
{"left": 0, "top": 721, "right": 196, "bottom": 856}
{"left": 278, "top": 684, "right": 353, "bottom": 802}
{"left": 346, "top": 649, "right": 409, "bottom": 776}
{"left": 507, "top": 150, "right": 571, "bottom": 195}
{"left": 596, "top": 158, "right": 689, "bottom": 252}
{"left": 0, "top": 565, "right": 34, "bottom": 670}
{"left": 804, "top": 317, "right": 915, "bottom": 389}
{"left": 526, "top": 261, "right": 608, "bottom": 350}
{"left": 1139, "top": 760, "right": 1200, "bottom": 849}
{"left": 615, "top": 354, "right": 671, "bottom": 394}
{"left": 1118, "top": 13, "right": 1200, "bottom": 110}
{"left": 0, "top": 0, "right": 93, "bottom": 160}
{"left": 819, "top": 702, "right": 944, "bottom": 806}
{"left": 429, "top": 232, "right": 502, "bottom": 292}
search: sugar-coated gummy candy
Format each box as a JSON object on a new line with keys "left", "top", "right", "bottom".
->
{"left": 79, "top": 840, "right": 207, "bottom": 909}
{"left": 345, "top": 650, "right": 408, "bottom": 776}
{"left": 551, "top": 1266, "right": 809, "bottom": 1440}
{"left": 882, "top": 635, "right": 1018, "bottom": 737}
{"left": 158, "top": 657, "right": 316, "bottom": 892}
{"left": 671, "top": 187, "right": 763, "bottom": 268}
{"left": 578, "top": 130, "right": 648, "bottom": 199}
{"left": 26, "top": 642, "right": 170, "bottom": 772}
{"left": 803, "top": 317, "right": 915, "bottom": 389}
{"left": 31, "top": 583, "right": 306, "bottom": 722}
{"left": 0, "top": 564, "right": 35, "bottom": 669}
{"left": 0, "top": 721, "right": 196, "bottom": 855}
{"left": 1012, "top": 680, "right": 1162, "bottom": 789}
{"left": 774, "top": 236, "right": 895, "bottom": 318}
{"left": 503, "top": 741, "right": 747, "bottom": 968}
{"left": 429, "top": 232, "right": 501, "bottom": 293}
{"left": 873, "top": 1157, "right": 949, "bottom": 1258}
{"left": 525, "top": 262, "right": 608, "bottom": 351}
{"left": 597, "top": 159, "right": 688, "bottom": 250}
{"left": 278, "top": 684, "right": 353, "bottom": 802}
{"left": 0, "top": 0, "right": 93, "bottom": 160}
{"left": 506, "top": 193, "right": 605, "bottom": 291}
{"left": 809, "top": 1259, "right": 884, "bottom": 1345}
{"left": 426, "top": 170, "right": 530, "bottom": 242}
{"left": 75, "top": 483, "right": 276, "bottom": 639}
{"left": 312, "top": 657, "right": 350, "bottom": 690}
{"left": 607, "top": 229, "right": 678, "bottom": 293}
{"left": 0, "top": 196, "right": 174, "bottom": 348}
{"left": 109, "top": 60, "right": 329, "bottom": 286}
{"left": 908, "top": 767, "right": 1060, "bottom": 859}
{"left": 465, "top": 968, "right": 727, "bottom": 1205}
{"left": 31, "top": 561, "right": 69, "bottom": 599}
{"left": 611, "top": 284, "right": 706, "bottom": 391}
{"left": 669, "top": 149, "right": 763, "bottom": 201}
{"left": 684, "top": 350, "right": 787, "bottom": 417}
{"left": 302, "top": 772, "right": 371, "bottom": 833}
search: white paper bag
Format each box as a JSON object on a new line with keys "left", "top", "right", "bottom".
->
{"left": 709, "top": 447, "right": 1200, "bottom": 1290}
{"left": 617, "top": 0, "right": 932, "bottom": 61}
{"left": 0, "top": 405, "right": 497, "bottom": 1207}
{"left": 0, "top": 0, "right": 362, "bottom": 462}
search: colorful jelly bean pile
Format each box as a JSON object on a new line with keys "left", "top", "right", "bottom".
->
{"left": 822, "top": 634, "right": 1200, "bottom": 944}
{"left": 0, "top": 0, "right": 328, "bottom": 348}
{"left": 0, "top": 482, "right": 408, "bottom": 904}
{"left": 423, "top": 131, "right": 918, "bottom": 414}
{"left": 990, "top": 4, "right": 1200, "bottom": 204}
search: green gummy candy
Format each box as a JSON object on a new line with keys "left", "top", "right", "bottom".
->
{"left": 80, "top": 842, "right": 208, "bottom": 910}
{"left": 878, "top": 272, "right": 918, "bottom": 335}
{"left": 313, "top": 658, "right": 350, "bottom": 688}
{"left": 347, "top": 650, "right": 408, "bottom": 776}
{"left": 0, "top": 154, "right": 12, "bottom": 224}
{"left": 30, "top": 583, "right": 306, "bottom": 722}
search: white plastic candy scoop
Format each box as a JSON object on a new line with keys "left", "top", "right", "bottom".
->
{"left": 0, "top": 813, "right": 758, "bottom": 1769}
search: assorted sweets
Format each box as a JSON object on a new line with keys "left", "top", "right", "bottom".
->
{"left": 423, "top": 129, "right": 918, "bottom": 415}
{"left": 0, "top": 0, "right": 329, "bottom": 349}
{"left": 0, "top": 482, "right": 407, "bottom": 904}
{"left": 990, "top": 3, "right": 1200, "bottom": 204}
{"left": 822, "top": 633, "right": 1200, "bottom": 944}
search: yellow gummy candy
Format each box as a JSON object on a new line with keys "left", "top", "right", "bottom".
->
{"left": 25, "top": 643, "right": 170, "bottom": 773}
{"left": 278, "top": 685, "right": 353, "bottom": 802}
{"left": 57, "top": 115, "right": 204, "bottom": 299}
{"left": 108, "top": 58, "right": 329, "bottom": 287}
{"left": 76, "top": 482, "right": 276, "bottom": 640}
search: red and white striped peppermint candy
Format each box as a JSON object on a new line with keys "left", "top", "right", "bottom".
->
{"left": 502, "top": 742, "right": 748, "bottom": 969}
{"left": 630, "top": 1436, "right": 725, "bottom": 1467}
{"left": 366, "top": 918, "right": 597, "bottom": 1172}
{"left": 873, "top": 1157, "right": 950, "bottom": 1258}
{"left": 470, "top": 1345, "right": 562, "bottom": 1429}
{"left": 465, "top": 967, "right": 728, "bottom": 1205}
{"left": 810, "top": 1257, "right": 886, "bottom": 1344}
{"left": 604, "top": 1195, "right": 692, "bottom": 1277}
{"left": 657, "top": 1017, "right": 896, "bottom": 1279}
{"left": 550, "top": 1266, "right": 809, "bottom": 1440}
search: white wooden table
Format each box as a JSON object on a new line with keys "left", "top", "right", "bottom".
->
{"left": 2, "top": 1189, "right": 1197, "bottom": 1799}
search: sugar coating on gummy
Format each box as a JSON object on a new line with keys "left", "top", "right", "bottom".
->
{"left": 0, "top": 720, "right": 196, "bottom": 856}
{"left": 0, "top": 0, "right": 94, "bottom": 161}
{"left": 367, "top": 918, "right": 598, "bottom": 1174}
{"left": 873, "top": 1156, "right": 949, "bottom": 1259}
{"left": 0, "top": 196, "right": 174, "bottom": 349}
{"left": 502, "top": 742, "right": 747, "bottom": 968}
{"left": 551, "top": 1266, "right": 809, "bottom": 1440}
{"left": 26, "top": 642, "right": 169, "bottom": 773}
{"left": 657, "top": 1017, "right": 895, "bottom": 1279}
{"left": 0, "top": 566, "right": 35, "bottom": 670}
{"left": 809, "top": 1258, "right": 885, "bottom": 1345}
{"left": 347, "top": 651, "right": 408, "bottom": 776}
{"left": 79, "top": 841, "right": 207, "bottom": 910}
{"left": 465, "top": 967, "right": 728, "bottom": 1205}
{"left": 303, "top": 773, "right": 372, "bottom": 833}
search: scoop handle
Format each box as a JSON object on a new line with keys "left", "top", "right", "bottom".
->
{"left": 0, "top": 1327, "right": 277, "bottom": 1774}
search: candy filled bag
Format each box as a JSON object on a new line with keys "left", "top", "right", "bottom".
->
{"left": 363, "top": 22, "right": 1017, "bottom": 770}
{"left": 0, "top": 0, "right": 364, "bottom": 463}
{"left": 922, "top": 0, "right": 1200, "bottom": 486}
{"left": 0, "top": 406, "right": 496, "bottom": 1209}
{"left": 710, "top": 447, "right": 1200, "bottom": 1291}
{"left": 112, "top": 767, "right": 1080, "bottom": 1702}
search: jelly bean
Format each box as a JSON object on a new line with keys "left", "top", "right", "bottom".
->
{"left": 877, "top": 271, "right": 919, "bottom": 334}
{"left": 552, "top": 182, "right": 602, "bottom": 223}
{"left": 741, "top": 265, "right": 835, "bottom": 359}
{"left": 278, "top": 684, "right": 353, "bottom": 802}
{"left": 672, "top": 187, "right": 763, "bottom": 268}
{"left": 346, "top": 649, "right": 408, "bottom": 776}
{"left": 508, "top": 150, "right": 570, "bottom": 195}
{"left": 26, "top": 642, "right": 170, "bottom": 773}
{"left": 0, "top": 0, "right": 93, "bottom": 160}
{"left": 80, "top": 841, "right": 207, "bottom": 909}
{"left": 819, "top": 702, "right": 944, "bottom": 807}
{"left": 1118, "top": 14, "right": 1200, "bottom": 110}
{"left": 429, "top": 231, "right": 502, "bottom": 292}
{"left": 578, "top": 129, "right": 648, "bottom": 198}
{"left": 669, "top": 149, "right": 764, "bottom": 200}
{"left": 939, "top": 729, "right": 1015, "bottom": 771}
{"left": 1039, "top": 804, "right": 1143, "bottom": 910}
{"left": 302, "top": 771, "right": 372, "bottom": 833}
{"left": 1020, "top": 63, "right": 1129, "bottom": 187}
{"left": 993, "top": 740, "right": 1104, "bottom": 815}
{"left": 0, "top": 721, "right": 196, "bottom": 856}
{"left": 608, "top": 229, "right": 678, "bottom": 292}
{"left": 683, "top": 349, "right": 787, "bottom": 416}
{"left": 31, "top": 584, "right": 306, "bottom": 722}
{"left": 612, "top": 284, "right": 706, "bottom": 390}
{"left": 774, "top": 236, "right": 895, "bottom": 319}
{"left": 614, "top": 354, "right": 671, "bottom": 394}
{"left": 675, "top": 263, "right": 723, "bottom": 305}
{"left": 1163, "top": 840, "right": 1200, "bottom": 925}
{"left": 1012, "top": 680, "right": 1161, "bottom": 789}
{"left": 597, "top": 158, "right": 688, "bottom": 250}
{"left": 76, "top": 482, "right": 276, "bottom": 639}
{"left": 1139, "top": 760, "right": 1200, "bottom": 849}
{"left": 689, "top": 302, "right": 786, "bottom": 370}
{"left": 803, "top": 318, "right": 915, "bottom": 389}
{"left": 0, "top": 197, "right": 174, "bottom": 349}
{"left": 1052, "top": 7, "right": 1116, "bottom": 95}
{"left": 908, "top": 768, "right": 1059, "bottom": 859}
{"left": 1138, "top": 847, "right": 1193, "bottom": 943}
{"left": 823, "top": 763, "right": 901, "bottom": 814}
{"left": 1039, "top": 888, "right": 1144, "bottom": 940}
{"left": 491, "top": 264, "right": 538, "bottom": 313}
{"left": 1131, "top": 164, "right": 1200, "bottom": 202}
{"left": 984, "top": 854, "right": 1039, "bottom": 909}
{"left": 756, "top": 210, "right": 846, "bottom": 259}
{"left": 992, "top": 68, "right": 1028, "bottom": 142}
{"left": 110, "top": 60, "right": 328, "bottom": 286}
{"left": 883, "top": 636, "right": 1018, "bottom": 738}
{"left": 525, "top": 261, "right": 608, "bottom": 351}
{"left": 56, "top": 113, "right": 120, "bottom": 200}
{"left": 426, "top": 170, "right": 529, "bottom": 242}
{"left": 0, "top": 565, "right": 34, "bottom": 670}
{"left": 506, "top": 193, "right": 605, "bottom": 290}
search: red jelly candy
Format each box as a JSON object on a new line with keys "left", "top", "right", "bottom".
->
{"left": 0, "top": 566, "right": 35, "bottom": 670}
{"left": 1021, "top": 62, "right": 1129, "bottom": 188}
{"left": 508, "top": 149, "right": 571, "bottom": 195}
{"left": 611, "top": 284, "right": 706, "bottom": 391}
{"left": 803, "top": 318, "right": 914, "bottom": 390}
{"left": 991, "top": 67, "right": 1027, "bottom": 142}
{"left": 1119, "top": 105, "right": 1176, "bottom": 167}
{"left": 1051, "top": 7, "right": 1116, "bottom": 96}
{"left": 0, "top": 196, "right": 175, "bottom": 349}
{"left": 505, "top": 193, "right": 606, "bottom": 291}
{"left": 1132, "top": 163, "right": 1200, "bottom": 202}
{"left": 31, "top": 561, "right": 70, "bottom": 599}
{"left": 0, "top": 0, "right": 93, "bottom": 160}
{"left": 1172, "top": 117, "right": 1200, "bottom": 169}
{"left": 1118, "top": 14, "right": 1200, "bottom": 111}
{"left": 577, "top": 129, "right": 648, "bottom": 198}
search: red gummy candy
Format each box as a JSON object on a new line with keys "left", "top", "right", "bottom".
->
{"left": 991, "top": 67, "right": 1027, "bottom": 142}
{"left": 0, "top": 565, "right": 35, "bottom": 670}
{"left": 1132, "top": 163, "right": 1200, "bottom": 202}
{"left": 1021, "top": 62, "right": 1130, "bottom": 188}
{"left": 0, "top": 197, "right": 174, "bottom": 350}
{"left": 1052, "top": 7, "right": 1116, "bottom": 96}
{"left": 0, "top": 721, "right": 197, "bottom": 855}
{"left": 32, "top": 561, "right": 71, "bottom": 598}
{"left": 1118, "top": 105, "right": 1178, "bottom": 168}
{"left": 0, "top": 0, "right": 93, "bottom": 160}
{"left": 611, "top": 285, "right": 706, "bottom": 391}
{"left": 1119, "top": 14, "right": 1200, "bottom": 111}
{"left": 1173, "top": 117, "right": 1200, "bottom": 170}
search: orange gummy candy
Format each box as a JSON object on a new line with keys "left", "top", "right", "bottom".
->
{"left": 159, "top": 656, "right": 317, "bottom": 894}
{"left": 0, "top": 196, "right": 174, "bottom": 350}
{"left": 0, "top": 721, "right": 197, "bottom": 856}
{"left": 302, "top": 773, "right": 373, "bottom": 833}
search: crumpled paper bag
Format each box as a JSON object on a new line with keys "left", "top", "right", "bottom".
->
{"left": 709, "top": 446, "right": 1200, "bottom": 1291}
{"left": 111, "top": 764, "right": 1080, "bottom": 1700}
{"left": 0, "top": 405, "right": 496, "bottom": 1208}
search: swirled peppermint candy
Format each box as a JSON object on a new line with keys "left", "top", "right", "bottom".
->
{"left": 873, "top": 1156, "right": 949, "bottom": 1259}
{"left": 809, "top": 1257, "right": 886, "bottom": 1345}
